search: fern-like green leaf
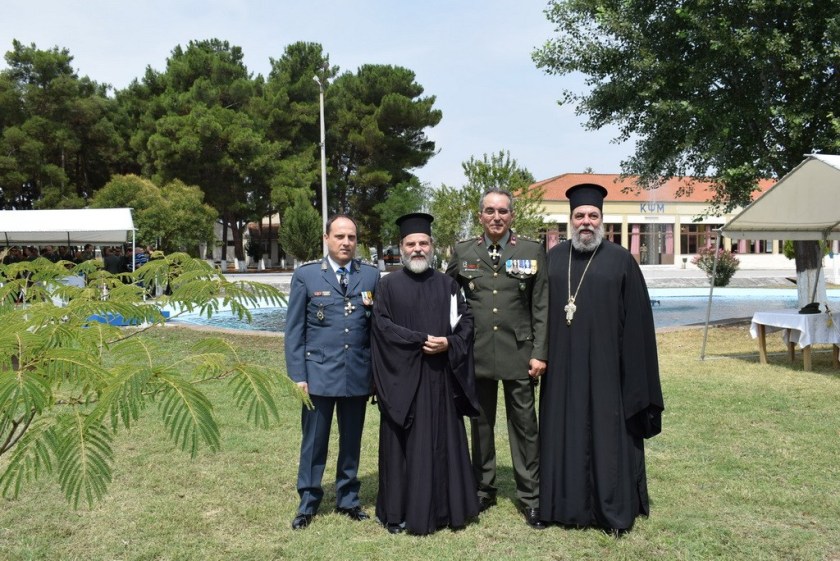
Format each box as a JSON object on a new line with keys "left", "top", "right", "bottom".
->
{"left": 90, "top": 365, "right": 152, "bottom": 431}
{"left": 228, "top": 364, "right": 280, "bottom": 428}
{"left": 55, "top": 412, "right": 114, "bottom": 508}
{"left": 0, "top": 416, "right": 58, "bottom": 499}
{"left": 0, "top": 368, "right": 52, "bottom": 440}
{"left": 156, "top": 372, "right": 220, "bottom": 457}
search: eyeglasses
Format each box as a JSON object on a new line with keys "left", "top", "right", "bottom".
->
{"left": 482, "top": 207, "right": 511, "bottom": 216}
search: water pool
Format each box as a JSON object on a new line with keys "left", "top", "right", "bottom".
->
{"left": 649, "top": 288, "right": 840, "bottom": 328}
{"left": 166, "top": 288, "right": 840, "bottom": 332}
{"left": 168, "top": 306, "right": 288, "bottom": 332}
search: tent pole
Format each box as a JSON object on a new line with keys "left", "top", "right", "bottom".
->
{"left": 699, "top": 230, "right": 722, "bottom": 360}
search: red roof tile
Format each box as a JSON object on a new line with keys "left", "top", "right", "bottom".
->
{"left": 531, "top": 173, "right": 775, "bottom": 203}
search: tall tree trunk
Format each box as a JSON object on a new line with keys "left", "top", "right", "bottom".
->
{"left": 221, "top": 217, "right": 229, "bottom": 261}
{"left": 794, "top": 240, "right": 827, "bottom": 308}
{"left": 231, "top": 220, "right": 245, "bottom": 262}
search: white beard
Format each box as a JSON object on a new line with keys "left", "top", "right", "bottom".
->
{"left": 569, "top": 223, "right": 604, "bottom": 252}
{"left": 401, "top": 251, "right": 431, "bottom": 274}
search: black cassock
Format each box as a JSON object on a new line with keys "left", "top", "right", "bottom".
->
{"left": 540, "top": 240, "right": 664, "bottom": 531}
{"left": 371, "top": 268, "right": 480, "bottom": 535}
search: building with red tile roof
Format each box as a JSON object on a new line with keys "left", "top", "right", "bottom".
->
{"left": 530, "top": 173, "right": 785, "bottom": 267}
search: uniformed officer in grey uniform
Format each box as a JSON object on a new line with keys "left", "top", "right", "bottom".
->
{"left": 285, "top": 214, "right": 380, "bottom": 530}
{"left": 446, "top": 188, "right": 548, "bottom": 529}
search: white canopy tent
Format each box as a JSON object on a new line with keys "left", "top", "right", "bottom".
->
{"left": 700, "top": 154, "right": 840, "bottom": 358}
{"left": 0, "top": 208, "right": 135, "bottom": 246}
{"left": 720, "top": 154, "right": 840, "bottom": 241}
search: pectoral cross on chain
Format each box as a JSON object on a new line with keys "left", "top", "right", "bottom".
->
{"left": 564, "top": 297, "right": 577, "bottom": 325}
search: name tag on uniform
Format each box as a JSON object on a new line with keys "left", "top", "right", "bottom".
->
{"left": 313, "top": 290, "right": 331, "bottom": 297}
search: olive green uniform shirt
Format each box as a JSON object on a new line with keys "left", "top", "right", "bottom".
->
{"left": 447, "top": 233, "right": 548, "bottom": 380}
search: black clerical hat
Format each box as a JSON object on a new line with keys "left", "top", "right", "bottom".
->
{"left": 396, "top": 212, "right": 434, "bottom": 239}
{"left": 566, "top": 183, "right": 608, "bottom": 211}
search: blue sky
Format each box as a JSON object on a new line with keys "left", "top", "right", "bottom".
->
{"left": 2, "top": 0, "right": 634, "bottom": 187}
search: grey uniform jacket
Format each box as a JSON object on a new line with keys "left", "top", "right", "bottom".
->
{"left": 284, "top": 258, "right": 380, "bottom": 396}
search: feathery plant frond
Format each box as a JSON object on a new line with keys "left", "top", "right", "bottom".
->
{"left": 0, "top": 368, "right": 52, "bottom": 451}
{"left": 0, "top": 254, "right": 297, "bottom": 507}
{"left": 107, "top": 337, "right": 157, "bottom": 371}
{"left": 156, "top": 372, "right": 220, "bottom": 457}
{"left": 0, "top": 417, "right": 58, "bottom": 499}
{"left": 56, "top": 412, "right": 114, "bottom": 508}
{"left": 228, "top": 364, "right": 281, "bottom": 428}
{"left": 90, "top": 365, "right": 152, "bottom": 431}
{"left": 40, "top": 348, "right": 112, "bottom": 397}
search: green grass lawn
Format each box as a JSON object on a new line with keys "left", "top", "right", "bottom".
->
{"left": 1, "top": 324, "right": 838, "bottom": 561}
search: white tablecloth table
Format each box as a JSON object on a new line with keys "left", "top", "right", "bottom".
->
{"left": 749, "top": 310, "right": 840, "bottom": 371}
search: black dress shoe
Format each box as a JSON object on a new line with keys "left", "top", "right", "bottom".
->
{"left": 478, "top": 496, "right": 497, "bottom": 513}
{"left": 291, "top": 513, "right": 314, "bottom": 530}
{"left": 386, "top": 523, "right": 404, "bottom": 534}
{"left": 522, "top": 507, "right": 546, "bottom": 530}
{"left": 335, "top": 506, "right": 370, "bottom": 521}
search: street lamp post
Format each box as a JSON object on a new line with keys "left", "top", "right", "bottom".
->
{"left": 314, "top": 75, "right": 328, "bottom": 257}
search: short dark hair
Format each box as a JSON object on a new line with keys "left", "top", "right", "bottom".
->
{"left": 478, "top": 188, "right": 514, "bottom": 212}
{"left": 325, "top": 214, "right": 358, "bottom": 235}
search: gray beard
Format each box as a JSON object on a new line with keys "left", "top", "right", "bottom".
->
{"left": 569, "top": 224, "right": 604, "bottom": 252}
{"left": 401, "top": 251, "right": 431, "bottom": 274}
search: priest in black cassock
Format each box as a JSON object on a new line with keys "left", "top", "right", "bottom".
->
{"left": 371, "top": 212, "right": 480, "bottom": 535}
{"left": 541, "top": 183, "right": 664, "bottom": 535}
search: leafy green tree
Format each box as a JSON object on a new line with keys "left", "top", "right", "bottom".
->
{"left": 90, "top": 174, "right": 217, "bottom": 254}
{"left": 429, "top": 184, "right": 467, "bottom": 262}
{"left": 89, "top": 174, "right": 162, "bottom": 241}
{"left": 0, "top": 40, "right": 123, "bottom": 209}
{"left": 0, "top": 253, "right": 294, "bottom": 507}
{"left": 278, "top": 195, "right": 322, "bottom": 262}
{"left": 261, "top": 42, "right": 335, "bottom": 211}
{"left": 461, "top": 151, "right": 544, "bottom": 239}
{"left": 121, "top": 39, "right": 279, "bottom": 261}
{"left": 326, "top": 64, "right": 442, "bottom": 251}
{"left": 372, "top": 177, "right": 428, "bottom": 253}
{"left": 154, "top": 180, "right": 218, "bottom": 253}
{"left": 532, "top": 0, "right": 840, "bottom": 288}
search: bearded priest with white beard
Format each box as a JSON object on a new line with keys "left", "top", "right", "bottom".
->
{"left": 371, "top": 212, "right": 480, "bottom": 535}
{"left": 540, "top": 183, "right": 665, "bottom": 536}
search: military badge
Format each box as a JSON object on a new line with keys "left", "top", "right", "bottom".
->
{"left": 362, "top": 291, "right": 373, "bottom": 306}
{"left": 344, "top": 301, "right": 356, "bottom": 316}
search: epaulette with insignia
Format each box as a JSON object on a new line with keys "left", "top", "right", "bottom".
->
{"left": 300, "top": 259, "right": 322, "bottom": 267}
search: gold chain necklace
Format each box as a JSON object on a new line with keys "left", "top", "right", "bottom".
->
{"left": 565, "top": 244, "right": 599, "bottom": 325}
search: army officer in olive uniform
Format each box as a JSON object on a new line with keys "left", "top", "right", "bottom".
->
{"left": 446, "top": 188, "right": 548, "bottom": 529}
{"left": 285, "top": 214, "right": 380, "bottom": 530}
